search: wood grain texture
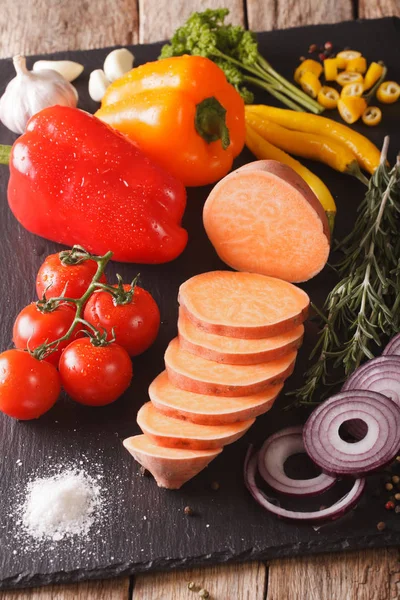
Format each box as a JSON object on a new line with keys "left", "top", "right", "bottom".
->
{"left": 0, "top": 0, "right": 139, "bottom": 58}
{"left": 133, "top": 562, "right": 267, "bottom": 600}
{"left": 359, "top": 0, "right": 400, "bottom": 19}
{"left": 267, "top": 548, "right": 400, "bottom": 600}
{"left": 247, "top": 0, "right": 354, "bottom": 31}
{"left": 0, "top": 579, "right": 130, "bottom": 600}
{"left": 138, "top": 0, "right": 244, "bottom": 43}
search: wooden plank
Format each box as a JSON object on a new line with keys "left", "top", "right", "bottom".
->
{"left": 359, "top": 0, "right": 400, "bottom": 19}
{"left": 267, "top": 548, "right": 400, "bottom": 600}
{"left": 0, "top": 0, "right": 139, "bottom": 58}
{"left": 0, "top": 578, "right": 130, "bottom": 600}
{"left": 247, "top": 0, "right": 353, "bottom": 31}
{"left": 133, "top": 562, "right": 266, "bottom": 600}
{"left": 138, "top": 0, "right": 244, "bottom": 44}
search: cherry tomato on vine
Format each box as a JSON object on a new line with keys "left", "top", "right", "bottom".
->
{"left": 0, "top": 350, "right": 61, "bottom": 419}
{"left": 36, "top": 252, "right": 107, "bottom": 300}
{"left": 59, "top": 338, "right": 133, "bottom": 406}
{"left": 13, "top": 302, "right": 82, "bottom": 366}
{"left": 84, "top": 284, "right": 160, "bottom": 356}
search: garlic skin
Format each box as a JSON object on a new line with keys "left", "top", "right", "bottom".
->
{"left": 0, "top": 55, "right": 78, "bottom": 134}
{"left": 89, "top": 69, "right": 110, "bottom": 103}
{"left": 103, "top": 48, "right": 134, "bottom": 83}
{"left": 33, "top": 60, "right": 84, "bottom": 82}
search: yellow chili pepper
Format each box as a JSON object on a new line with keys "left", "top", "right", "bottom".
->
{"left": 346, "top": 57, "right": 367, "bottom": 74}
{"left": 376, "top": 81, "right": 400, "bottom": 104}
{"left": 337, "top": 71, "right": 364, "bottom": 86}
{"left": 246, "top": 105, "right": 380, "bottom": 174}
{"left": 324, "top": 58, "right": 338, "bottom": 81}
{"left": 336, "top": 50, "right": 362, "bottom": 68}
{"left": 300, "top": 71, "right": 321, "bottom": 98}
{"left": 245, "top": 110, "right": 364, "bottom": 181}
{"left": 362, "top": 106, "right": 382, "bottom": 126}
{"left": 294, "top": 59, "right": 323, "bottom": 83}
{"left": 245, "top": 124, "right": 336, "bottom": 232}
{"left": 318, "top": 86, "right": 339, "bottom": 109}
{"left": 338, "top": 96, "right": 367, "bottom": 124}
{"left": 341, "top": 82, "right": 364, "bottom": 98}
{"left": 364, "top": 62, "right": 385, "bottom": 90}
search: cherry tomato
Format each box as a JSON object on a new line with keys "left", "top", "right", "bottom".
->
{"left": 36, "top": 252, "right": 107, "bottom": 300}
{"left": 84, "top": 284, "right": 160, "bottom": 356}
{"left": 59, "top": 338, "right": 133, "bottom": 406}
{"left": 0, "top": 350, "right": 60, "bottom": 419}
{"left": 13, "top": 302, "right": 82, "bottom": 366}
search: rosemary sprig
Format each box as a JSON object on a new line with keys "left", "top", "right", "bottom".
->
{"left": 295, "top": 137, "right": 400, "bottom": 406}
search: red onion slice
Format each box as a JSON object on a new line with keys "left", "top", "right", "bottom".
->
{"left": 303, "top": 390, "right": 400, "bottom": 476}
{"left": 245, "top": 448, "right": 365, "bottom": 522}
{"left": 383, "top": 334, "right": 400, "bottom": 356}
{"left": 258, "top": 426, "right": 336, "bottom": 496}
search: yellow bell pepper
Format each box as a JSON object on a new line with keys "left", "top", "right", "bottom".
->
{"left": 323, "top": 58, "right": 338, "bottom": 81}
{"left": 376, "top": 81, "right": 400, "bottom": 104}
{"left": 300, "top": 71, "right": 321, "bottom": 98}
{"left": 346, "top": 57, "right": 367, "bottom": 74}
{"left": 338, "top": 96, "right": 367, "bottom": 124}
{"left": 317, "top": 86, "right": 339, "bottom": 109}
{"left": 294, "top": 59, "right": 323, "bottom": 83}
{"left": 363, "top": 62, "right": 385, "bottom": 90}
{"left": 337, "top": 72, "right": 364, "bottom": 86}
{"left": 362, "top": 106, "right": 382, "bottom": 126}
{"left": 341, "top": 82, "right": 364, "bottom": 98}
{"left": 336, "top": 50, "right": 362, "bottom": 69}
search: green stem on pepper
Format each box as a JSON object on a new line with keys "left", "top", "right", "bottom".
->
{"left": 0, "top": 145, "right": 11, "bottom": 165}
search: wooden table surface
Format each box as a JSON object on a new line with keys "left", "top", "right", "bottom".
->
{"left": 1, "top": 0, "right": 400, "bottom": 598}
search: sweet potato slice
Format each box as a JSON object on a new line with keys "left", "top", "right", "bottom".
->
{"left": 178, "top": 310, "right": 304, "bottom": 364}
{"left": 179, "top": 271, "right": 309, "bottom": 338}
{"left": 149, "top": 371, "right": 282, "bottom": 425}
{"left": 123, "top": 434, "right": 221, "bottom": 489}
{"left": 203, "top": 160, "right": 330, "bottom": 283}
{"left": 165, "top": 337, "right": 296, "bottom": 396}
{"left": 137, "top": 401, "right": 254, "bottom": 450}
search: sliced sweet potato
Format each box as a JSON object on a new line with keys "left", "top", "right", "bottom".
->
{"left": 178, "top": 309, "right": 304, "bottom": 364}
{"left": 149, "top": 371, "right": 282, "bottom": 425}
{"left": 179, "top": 271, "right": 309, "bottom": 338}
{"left": 137, "top": 401, "right": 254, "bottom": 450}
{"left": 202, "top": 160, "right": 330, "bottom": 283}
{"left": 123, "top": 434, "right": 221, "bottom": 489}
{"left": 165, "top": 337, "right": 296, "bottom": 396}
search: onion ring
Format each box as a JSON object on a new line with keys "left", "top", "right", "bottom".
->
{"left": 383, "top": 334, "right": 400, "bottom": 356}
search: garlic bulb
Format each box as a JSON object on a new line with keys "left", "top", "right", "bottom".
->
{"left": 89, "top": 69, "right": 110, "bottom": 102}
{"left": 103, "top": 48, "right": 134, "bottom": 83}
{"left": 0, "top": 55, "right": 78, "bottom": 134}
{"left": 33, "top": 60, "right": 84, "bottom": 82}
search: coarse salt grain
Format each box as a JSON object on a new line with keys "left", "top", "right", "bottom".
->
{"left": 21, "top": 469, "right": 102, "bottom": 542}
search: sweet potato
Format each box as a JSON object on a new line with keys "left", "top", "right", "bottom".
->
{"left": 149, "top": 371, "right": 282, "bottom": 425}
{"left": 179, "top": 271, "right": 309, "bottom": 338}
{"left": 202, "top": 160, "right": 330, "bottom": 283}
{"left": 178, "top": 309, "right": 304, "bottom": 364}
{"left": 165, "top": 337, "right": 296, "bottom": 396}
{"left": 123, "top": 434, "right": 221, "bottom": 489}
{"left": 137, "top": 401, "right": 254, "bottom": 450}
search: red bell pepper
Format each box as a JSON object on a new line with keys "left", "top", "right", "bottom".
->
{"left": 4, "top": 106, "right": 188, "bottom": 263}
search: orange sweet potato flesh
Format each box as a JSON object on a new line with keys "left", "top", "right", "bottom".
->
{"left": 123, "top": 434, "right": 221, "bottom": 489}
{"left": 203, "top": 160, "right": 330, "bottom": 283}
{"left": 149, "top": 371, "right": 282, "bottom": 425}
{"left": 178, "top": 309, "right": 304, "bottom": 365}
{"left": 179, "top": 271, "right": 309, "bottom": 338}
{"left": 137, "top": 401, "right": 254, "bottom": 450}
{"left": 165, "top": 337, "right": 296, "bottom": 396}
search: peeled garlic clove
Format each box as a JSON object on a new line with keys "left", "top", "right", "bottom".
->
{"left": 89, "top": 69, "right": 110, "bottom": 102}
{"left": 103, "top": 48, "right": 134, "bottom": 83}
{"left": 33, "top": 60, "right": 84, "bottom": 82}
{"left": 0, "top": 55, "right": 78, "bottom": 134}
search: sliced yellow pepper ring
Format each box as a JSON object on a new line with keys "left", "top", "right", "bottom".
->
{"left": 323, "top": 58, "right": 338, "bottom": 81}
{"left": 300, "top": 71, "right": 321, "bottom": 98}
{"left": 362, "top": 106, "right": 382, "bottom": 126}
{"left": 337, "top": 71, "right": 364, "bottom": 86}
{"left": 346, "top": 57, "right": 367, "bottom": 74}
{"left": 294, "top": 59, "right": 323, "bottom": 83}
{"left": 318, "top": 86, "right": 339, "bottom": 109}
{"left": 338, "top": 96, "right": 367, "bottom": 124}
{"left": 336, "top": 50, "right": 362, "bottom": 68}
{"left": 341, "top": 82, "right": 364, "bottom": 98}
{"left": 376, "top": 81, "right": 400, "bottom": 104}
{"left": 364, "top": 62, "right": 384, "bottom": 91}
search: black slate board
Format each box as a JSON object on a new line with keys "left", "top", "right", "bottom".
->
{"left": 1, "top": 17, "right": 400, "bottom": 591}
